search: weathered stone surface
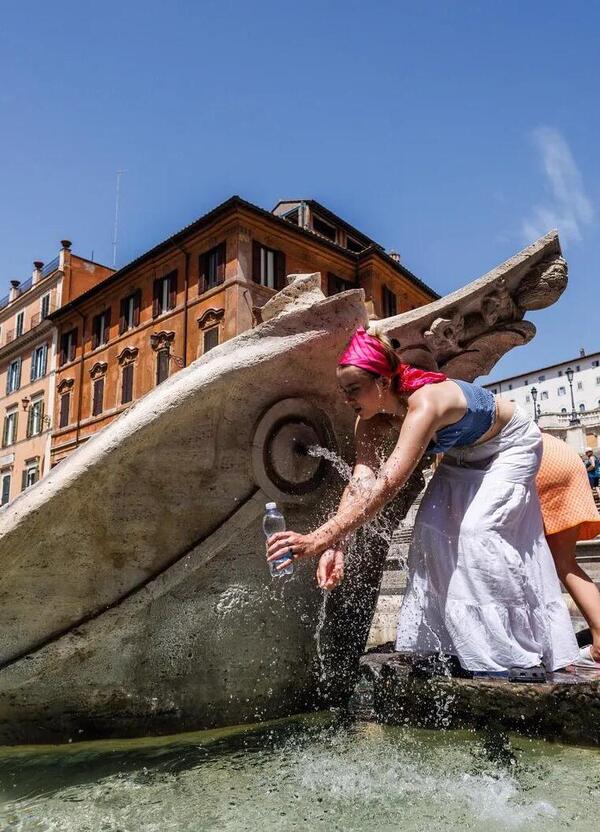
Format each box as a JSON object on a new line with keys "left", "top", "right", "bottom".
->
{"left": 358, "top": 652, "right": 600, "bottom": 746}
{"left": 0, "top": 232, "right": 569, "bottom": 744}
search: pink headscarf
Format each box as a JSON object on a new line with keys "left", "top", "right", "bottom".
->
{"left": 338, "top": 327, "right": 447, "bottom": 394}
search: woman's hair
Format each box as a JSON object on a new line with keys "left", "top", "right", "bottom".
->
{"left": 363, "top": 323, "right": 402, "bottom": 392}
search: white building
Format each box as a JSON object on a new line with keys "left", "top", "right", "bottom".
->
{"left": 483, "top": 348, "right": 600, "bottom": 452}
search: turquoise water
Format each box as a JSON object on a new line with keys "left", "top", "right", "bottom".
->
{"left": 0, "top": 715, "right": 598, "bottom": 831}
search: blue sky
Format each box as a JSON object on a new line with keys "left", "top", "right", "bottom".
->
{"left": 1, "top": 1, "right": 598, "bottom": 381}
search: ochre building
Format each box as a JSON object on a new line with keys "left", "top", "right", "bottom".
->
{"left": 0, "top": 243, "right": 113, "bottom": 503}
{"left": 50, "top": 196, "right": 438, "bottom": 465}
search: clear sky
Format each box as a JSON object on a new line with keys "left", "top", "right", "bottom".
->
{"left": 1, "top": 1, "right": 597, "bottom": 381}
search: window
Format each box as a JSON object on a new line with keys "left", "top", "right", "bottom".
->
{"left": 524, "top": 379, "right": 529, "bottom": 386}
{"left": 597, "top": 377, "right": 600, "bottom": 385}
{"left": 576, "top": 365, "right": 581, "bottom": 372}
{"left": 525, "top": 394, "right": 530, "bottom": 403}
{"left": 92, "top": 377, "right": 104, "bottom": 416}
{"left": 252, "top": 242, "right": 286, "bottom": 290}
{"left": 156, "top": 349, "right": 170, "bottom": 385}
{"left": 26, "top": 399, "right": 44, "bottom": 437}
{"left": 199, "top": 243, "right": 226, "bottom": 292}
{"left": 491, "top": 388, "right": 497, "bottom": 395}
{"left": 6, "top": 358, "right": 21, "bottom": 393}
{"left": 312, "top": 214, "right": 337, "bottom": 241}
{"left": 561, "top": 407, "right": 567, "bottom": 414}
{"left": 327, "top": 273, "right": 353, "bottom": 295}
{"left": 538, "top": 375, "right": 545, "bottom": 382}
{"left": 2, "top": 410, "right": 18, "bottom": 447}
{"left": 1, "top": 473, "right": 10, "bottom": 506}
{"left": 203, "top": 327, "right": 219, "bottom": 354}
{"left": 558, "top": 386, "right": 566, "bottom": 396}
{"left": 558, "top": 370, "right": 563, "bottom": 377}
{"left": 577, "top": 381, "right": 583, "bottom": 391}
{"left": 121, "top": 363, "right": 134, "bottom": 405}
{"left": 346, "top": 236, "right": 363, "bottom": 253}
{"left": 593, "top": 360, "right": 600, "bottom": 368}
{"left": 59, "top": 329, "right": 77, "bottom": 365}
{"left": 382, "top": 286, "right": 397, "bottom": 317}
{"left": 30, "top": 344, "right": 48, "bottom": 381}
{"left": 282, "top": 208, "right": 299, "bottom": 226}
{"left": 119, "top": 290, "right": 141, "bottom": 334}
{"left": 508, "top": 383, "right": 513, "bottom": 391}
{"left": 59, "top": 392, "right": 70, "bottom": 428}
{"left": 92, "top": 309, "right": 111, "bottom": 349}
{"left": 21, "top": 460, "right": 39, "bottom": 491}
{"left": 579, "top": 403, "right": 585, "bottom": 412}
{"left": 40, "top": 293, "right": 51, "bottom": 319}
{"left": 15, "top": 311, "right": 24, "bottom": 337}
{"left": 152, "top": 271, "right": 177, "bottom": 317}
{"left": 541, "top": 391, "right": 549, "bottom": 400}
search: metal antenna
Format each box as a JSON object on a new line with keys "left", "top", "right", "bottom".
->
{"left": 112, "top": 170, "right": 126, "bottom": 268}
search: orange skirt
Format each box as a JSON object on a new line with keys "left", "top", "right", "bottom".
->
{"left": 537, "top": 433, "right": 600, "bottom": 540}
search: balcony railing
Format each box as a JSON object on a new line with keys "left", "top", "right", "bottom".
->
{"left": 538, "top": 408, "right": 600, "bottom": 429}
{"left": 42, "top": 257, "right": 59, "bottom": 277}
{"left": 0, "top": 257, "right": 60, "bottom": 315}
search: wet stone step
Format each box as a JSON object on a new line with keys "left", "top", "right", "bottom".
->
{"left": 354, "top": 651, "right": 600, "bottom": 746}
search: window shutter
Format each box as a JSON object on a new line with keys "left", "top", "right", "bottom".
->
{"left": 69, "top": 331, "right": 77, "bottom": 363}
{"left": 30, "top": 350, "right": 36, "bottom": 382}
{"left": 92, "top": 316, "right": 99, "bottom": 350}
{"left": 92, "top": 378, "right": 104, "bottom": 416}
{"left": 1, "top": 475, "right": 10, "bottom": 505}
{"left": 26, "top": 407, "right": 33, "bottom": 438}
{"left": 16, "top": 359, "right": 21, "bottom": 389}
{"left": 199, "top": 253, "right": 207, "bottom": 294}
{"left": 133, "top": 290, "right": 141, "bottom": 327}
{"left": 275, "top": 250, "right": 286, "bottom": 290}
{"left": 119, "top": 298, "right": 127, "bottom": 334}
{"left": 252, "top": 241, "right": 262, "bottom": 283}
{"left": 60, "top": 393, "right": 70, "bottom": 428}
{"left": 169, "top": 271, "right": 177, "bottom": 309}
{"left": 2, "top": 417, "right": 7, "bottom": 448}
{"left": 154, "top": 279, "right": 161, "bottom": 316}
{"left": 21, "top": 469, "right": 27, "bottom": 492}
{"left": 122, "top": 363, "right": 134, "bottom": 404}
{"left": 104, "top": 307, "right": 111, "bottom": 341}
{"left": 59, "top": 334, "right": 66, "bottom": 366}
{"left": 217, "top": 242, "right": 226, "bottom": 284}
{"left": 41, "top": 344, "right": 47, "bottom": 377}
{"left": 327, "top": 273, "right": 337, "bottom": 295}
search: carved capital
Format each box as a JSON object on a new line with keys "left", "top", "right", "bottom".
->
{"left": 516, "top": 255, "right": 568, "bottom": 311}
{"left": 423, "top": 312, "right": 464, "bottom": 354}
{"left": 57, "top": 378, "right": 74, "bottom": 394}
{"left": 150, "top": 330, "right": 175, "bottom": 351}
{"left": 117, "top": 346, "right": 139, "bottom": 366}
{"left": 89, "top": 361, "right": 108, "bottom": 379}
{"left": 197, "top": 307, "right": 225, "bottom": 329}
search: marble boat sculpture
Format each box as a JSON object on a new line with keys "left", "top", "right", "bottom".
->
{"left": 0, "top": 231, "right": 566, "bottom": 744}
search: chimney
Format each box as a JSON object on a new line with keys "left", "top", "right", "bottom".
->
{"left": 388, "top": 250, "right": 401, "bottom": 263}
{"left": 9, "top": 280, "right": 21, "bottom": 302}
{"left": 32, "top": 261, "right": 44, "bottom": 286}
{"left": 580, "top": 347, "right": 586, "bottom": 357}
{"left": 59, "top": 239, "right": 72, "bottom": 271}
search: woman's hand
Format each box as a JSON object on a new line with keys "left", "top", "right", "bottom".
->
{"left": 316, "top": 549, "right": 345, "bottom": 590}
{"left": 266, "top": 530, "right": 327, "bottom": 569}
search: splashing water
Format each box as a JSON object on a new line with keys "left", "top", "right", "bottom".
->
{"left": 1, "top": 717, "right": 598, "bottom": 832}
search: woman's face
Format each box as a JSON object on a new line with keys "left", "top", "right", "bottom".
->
{"left": 336, "top": 365, "right": 390, "bottom": 420}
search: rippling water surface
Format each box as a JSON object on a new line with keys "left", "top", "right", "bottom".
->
{"left": 0, "top": 716, "right": 598, "bottom": 832}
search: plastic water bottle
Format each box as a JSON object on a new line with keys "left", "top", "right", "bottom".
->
{"left": 263, "top": 502, "right": 294, "bottom": 578}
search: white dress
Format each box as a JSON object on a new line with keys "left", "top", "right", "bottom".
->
{"left": 395, "top": 406, "right": 579, "bottom": 672}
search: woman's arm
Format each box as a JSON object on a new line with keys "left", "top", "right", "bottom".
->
{"left": 267, "top": 398, "right": 438, "bottom": 563}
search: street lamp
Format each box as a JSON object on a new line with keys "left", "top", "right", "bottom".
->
{"left": 530, "top": 386, "right": 538, "bottom": 422}
{"left": 565, "top": 367, "right": 580, "bottom": 425}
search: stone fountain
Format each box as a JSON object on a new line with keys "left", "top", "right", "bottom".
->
{"left": 0, "top": 231, "right": 571, "bottom": 745}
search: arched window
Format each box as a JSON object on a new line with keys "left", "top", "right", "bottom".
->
{"left": 579, "top": 403, "right": 586, "bottom": 412}
{"left": 561, "top": 407, "right": 567, "bottom": 414}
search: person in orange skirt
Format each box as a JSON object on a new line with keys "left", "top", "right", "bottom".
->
{"left": 538, "top": 433, "right": 600, "bottom": 667}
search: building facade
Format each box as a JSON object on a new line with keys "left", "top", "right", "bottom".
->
{"left": 484, "top": 347, "right": 600, "bottom": 450}
{"left": 0, "top": 244, "right": 113, "bottom": 504}
{"left": 50, "top": 195, "right": 438, "bottom": 465}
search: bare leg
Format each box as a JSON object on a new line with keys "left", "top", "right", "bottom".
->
{"left": 547, "top": 526, "right": 600, "bottom": 662}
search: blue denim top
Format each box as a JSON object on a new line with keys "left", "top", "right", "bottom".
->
{"left": 427, "top": 379, "right": 496, "bottom": 454}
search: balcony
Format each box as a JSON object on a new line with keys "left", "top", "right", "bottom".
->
{"left": 538, "top": 409, "right": 600, "bottom": 430}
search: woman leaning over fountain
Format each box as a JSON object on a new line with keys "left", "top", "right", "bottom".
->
{"left": 267, "top": 325, "right": 579, "bottom": 674}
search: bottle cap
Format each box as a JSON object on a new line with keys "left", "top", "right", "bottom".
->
{"left": 265, "top": 502, "right": 277, "bottom": 510}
